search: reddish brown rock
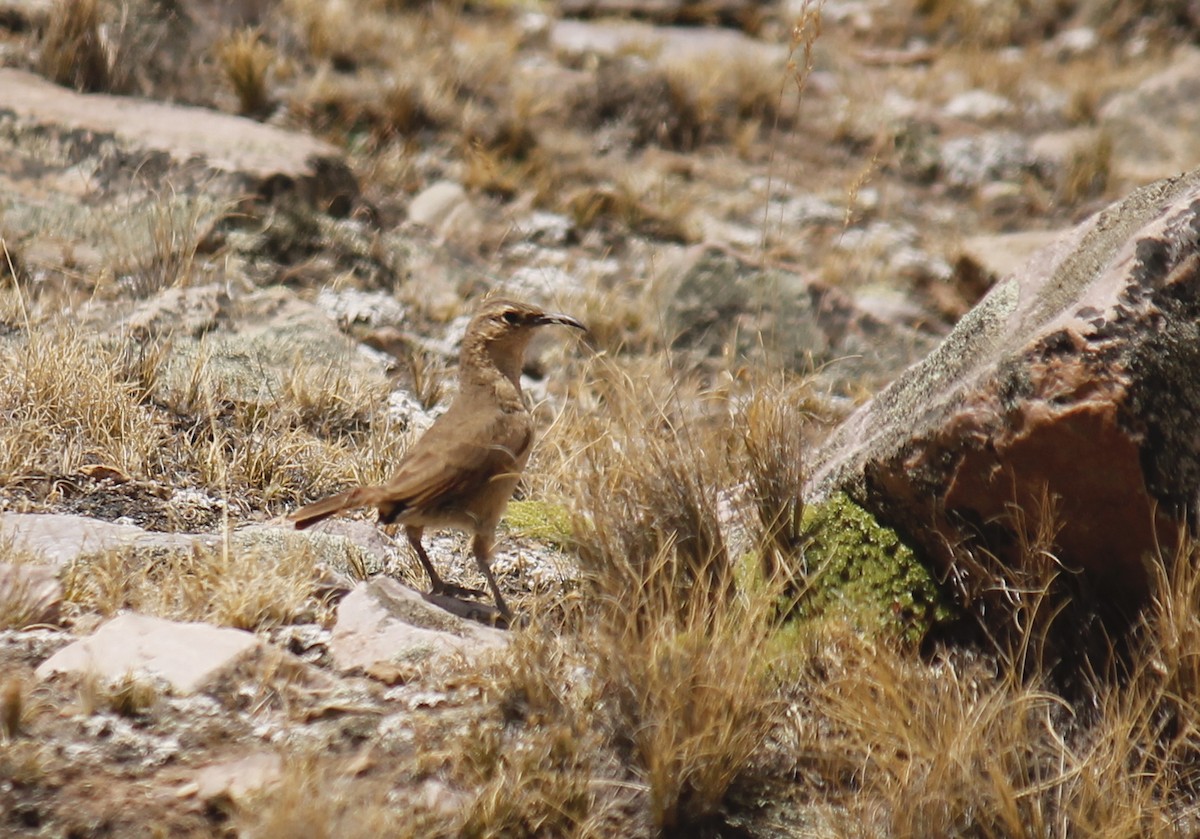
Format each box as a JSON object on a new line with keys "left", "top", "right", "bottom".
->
{"left": 806, "top": 167, "right": 1200, "bottom": 614}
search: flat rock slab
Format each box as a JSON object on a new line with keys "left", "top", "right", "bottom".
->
{"left": 329, "top": 578, "right": 507, "bottom": 675}
{"left": 189, "top": 752, "right": 284, "bottom": 803}
{"left": 551, "top": 19, "right": 786, "bottom": 66}
{"left": 807, "top": 166, "right": 1200, "bottom": 613}
{"left": 0, "top": 510, "right": 385, "bottom": 604}
{"left": 0, "top": 67, "right": 356, "bottom": 279}
{"left": 36, "top": 613, "right": 262, "bottom": 694}
{"left": 0, "top": 512, "right": 212, "bottom": 572}
{"left": 0, "top": 68, "right": 350, "bottom": 192}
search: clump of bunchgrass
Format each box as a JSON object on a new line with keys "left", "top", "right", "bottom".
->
{"left": 570, "top": 360, "right": 731, "bottom": 614}
{"left": 736, "top": 376, "right": 810, "bottom": 583}
{"left": 238, "top": 752, "right": 434, "bottom": 839}
{"left": 1, "top": 677, "right": 29, "bottom": 741}
{"left": 217, "top": 27, "right": 276, "bottom": 117}
{"left": 63, "top": 537, "right": 323, "bottom": 631}
{"left": 0, "top": 323, "right": 167, "bottom": 483}
{"left": 560, "top": 365, "right": 800, "bottom": 828}
{"left": 38, "top": 0, "right": 112, "bottom": 92}
{"left": 77, "top": 671, "right": 161, "bottom": 718}
{"left": 38, "top": 0, "right": 166, "bottom": 94}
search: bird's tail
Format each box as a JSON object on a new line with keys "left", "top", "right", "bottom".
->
{"left": 289, "top": 487, "right": 384, "bottom": 530}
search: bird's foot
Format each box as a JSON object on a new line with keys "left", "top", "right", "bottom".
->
{"left": 422, "top": 592, "right": 510, "bottom": 628}
{"left": 429, "top": 581, "right": 488, "bottom": 600}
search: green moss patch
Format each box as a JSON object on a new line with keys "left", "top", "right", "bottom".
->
{"left": 502, "top": 500, "right": 573, "bottom": 549}
{"left": 794, "top": 493, "right": 955, "bottom": 645}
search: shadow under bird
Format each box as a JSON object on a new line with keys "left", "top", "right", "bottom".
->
{"left": 289, "top": 297, "right": 586, "bottom": 623}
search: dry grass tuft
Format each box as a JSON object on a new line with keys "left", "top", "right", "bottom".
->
{"left": 217, "top": 27, "right": 277, "bottom": 117}
{"left": 803, "top": 631, "right": 1073, "bottom": 837}
{"left": 117, "top": 194, "right": 211, "bottom": 299}
{"left": 281, "top": 359, "right": 388, "bottom": 439}
{"left": 772, "top": 515, "right": 1200, "bottom": 837}
{"left": 456, "top": 710, "right": 604, "bottom": 838}
{"left": 238, "top": 752, "right": 438, "bottom": 839}
{"left": 484, "top": 359, "right": 792, "bottom": 834}
{"left": 0, "top": 324, "right": 167, "bottom": 483}
{"left": 157, "top": 347, "right": 404, "bottom": 509}
{"left": 594, "top": 572, "right": 781, "bottom": 834}
{"left": 63, "top": 538, "right": 321, "bottom": 631}
{"left": 1059, "top": 131, "right": 1113, "bottom": 207}
{"left": 1, "top": 677, "right": 28, "bottom": 741}
{"left": 947, "top": 488, "right": 1109, "bottom": 682}
{"left": 473, "top": 573, "right": 785, "bottom": 836}
{"left": 77, "top": 671, "right": 161, "bottom": 718}
{"left": 37, "top": 0, "right": 165, "bottom": 94}
{"left": 38, "top": 0, "right": 112, "bottom": 92}
{"left": 570, "top": 361, "right": 731, "bottom": 613}
{"left": 791, "top": 554, "right": 1200, "bottom": 837}
{"left": 737, "top": 377, "right": 810, "bottom": 583}
{"left": 401, "top": 345, "right": 448, "bottom": 412}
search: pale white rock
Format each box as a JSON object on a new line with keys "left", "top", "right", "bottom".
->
{"left": 1046, "top": 27, "right": 1099, "bottom": 59}
{"left": 549, "top": 19, "right": 786, "bottom": 67}
{"left": 944, "top": 90, "right": 1015, "bottom": 122}
{"left": 191, "top": 752, "right": 284, "bottom": 802}
{"left": 316, "top": 287, "right": 408, "bottom": 328}
{"left": 408, "top": 180, "right": 470, "bottom": 229}
{"left": 36, "top": 613, "right": 262, "bottom": 695}
{"left": 0, "top": 512, "right": 213, "bottom": 572}
{"left": 329, "top": 578, "right": 507, "bottom": 674}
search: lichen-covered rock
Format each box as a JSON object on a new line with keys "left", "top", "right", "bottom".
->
{"left": 796, "top": 494, "right": 953, "bottom": 645}
{"left": 0, "top": 67, "right": 357, "bottom": 283}
{"left": 807, "top": 167, "right": 1200, "bottom": 616}
{"left": 665, "top": 246, "right": 940, "bottom": 393}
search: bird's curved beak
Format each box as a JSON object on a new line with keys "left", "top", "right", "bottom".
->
{"left": 535, "top": 312, "right": 587, "bottom": 332}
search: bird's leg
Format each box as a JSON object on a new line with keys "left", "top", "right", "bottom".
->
{"left": 406, "top": 526, "right": 486, "bottom": 599}
{"left": 471, "top": 532, "right": 512, "bottom": 622}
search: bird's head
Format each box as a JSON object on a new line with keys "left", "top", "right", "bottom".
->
{"left": 460, "top": 297, "right": 586, "bottom": 387}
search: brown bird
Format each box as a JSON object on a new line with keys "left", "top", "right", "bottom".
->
{"left": 289, "top": 297, "right": 585, "bottom": 622}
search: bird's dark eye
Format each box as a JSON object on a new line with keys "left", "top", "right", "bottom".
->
{"left": 502, "top": 311, "right": 522, "bottom": 325}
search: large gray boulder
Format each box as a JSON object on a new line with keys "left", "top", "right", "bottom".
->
{"left": 807, "top": 167, "right": 1200, "bottom": 613}
{"left": 0, "top": 67, "right": 356, "bottom": 283}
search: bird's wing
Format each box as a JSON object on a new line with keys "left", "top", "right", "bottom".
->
{"left": 384, "top": 406, "right": 534, "bottom": 511}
